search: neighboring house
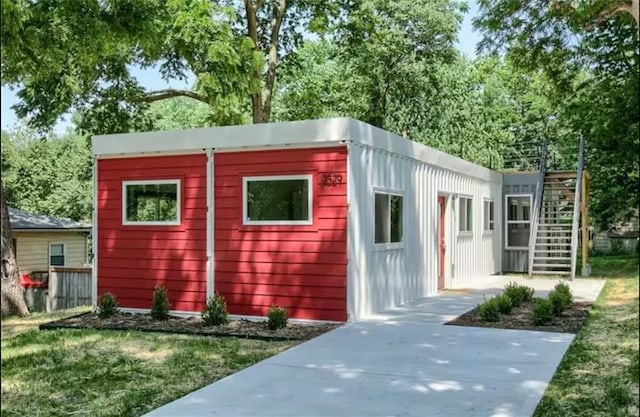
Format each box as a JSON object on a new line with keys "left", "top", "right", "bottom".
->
{"left": 9, "top": 207, "right": 92, "bottom": 274}
{"left": 92, "top": 118, "right": 504, "bottom": 322}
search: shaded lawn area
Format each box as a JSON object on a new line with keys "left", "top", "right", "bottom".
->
{"left": 1, "top": 313, "right": 295, "bottom": 417}
{"left": 535, "top": 255, "right": 639, "bottom": 417}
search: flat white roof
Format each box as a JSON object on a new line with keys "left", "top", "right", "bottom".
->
{"left": 92, "top": 117, "right": 502, "bottom": 183}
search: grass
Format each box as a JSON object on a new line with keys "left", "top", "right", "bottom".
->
{"left": 1, "top": 306, "right": 91, "bottom": 340}
{"left": 1, "top": 311, "right": 295, "bottom": 417}
{"left": 534, "top": 255, "right": 639, "bottom": 417}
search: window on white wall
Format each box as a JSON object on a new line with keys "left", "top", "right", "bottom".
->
{"left": 123, "top": 180, "right": 180, "bottom": 225}
{"left": 374, "top": 192, "right": 403, "bottom": 244}
{"left": 49, "top": 243, "right": 65, "bottom": 266}
{"left": 243, "top": 175, "right": 312, "bottom": 225}
{"left": 506, "top": 194, "right": 532, "bottom": 249}
{"left": 483, "top": 199, "right": 495, "bottom": 231}
{"left": 458, "top": 196, "right": 473, "bottom": 233}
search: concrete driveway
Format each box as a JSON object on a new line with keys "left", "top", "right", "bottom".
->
{"left": 144, "top": 277, "right": 605, "bottom": 417}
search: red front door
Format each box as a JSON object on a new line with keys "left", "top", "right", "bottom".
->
{"left": 438, "top": 196, "right": 446, "bottom": 290}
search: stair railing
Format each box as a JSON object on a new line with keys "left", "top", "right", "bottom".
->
{"left": 569, "top": 136, "right": 585, "bottom": 280}
{"left": 527, "top": 142, "right": 548, "bottom": 278}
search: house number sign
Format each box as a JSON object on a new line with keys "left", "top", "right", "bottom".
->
{"left": 319, "top": 172, "right": 343, "bottom": 187}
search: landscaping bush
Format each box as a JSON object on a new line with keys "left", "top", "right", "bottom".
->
{"left": 531, "top": 299, "right": 554, "bottom": 325}
{"left": 202, "top": 293, "right": 229, "bottom": 326}
{"left": 503, "top": 282, "right": 535, "bottom": 307}
{"left": 151, "top": 285, "right": 170, "bottom": 320}
{"left": 548, "top": 286, "right": 573, "bottom": 316}
{"left": 97, "top": 292, "right": 118, "bottom": 318}
{"left": 267, "top": 306, "right": 288, "bottom": 330}
{"left": 478, "top": 297, "right": 501, "bottom": 322}
{"left": 495, "top": 294, "right": 513, "bottom": 314}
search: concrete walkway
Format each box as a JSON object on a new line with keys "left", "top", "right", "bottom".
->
{"left": 144, "top": 277, "right": 605, "bottom": 417}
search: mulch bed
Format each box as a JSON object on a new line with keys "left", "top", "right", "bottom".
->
{"left": 39, "top": 312, "right": 341, "bottom": 341}
{"left": 445, "top": 300, "right": 593, "bottom": 334}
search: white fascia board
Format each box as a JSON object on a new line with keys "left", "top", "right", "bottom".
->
{"left": 92, "top": 117, "right": 502, "bottom": 184}
{"left": 92, "top": 118, "right": 353, "bottom": 156}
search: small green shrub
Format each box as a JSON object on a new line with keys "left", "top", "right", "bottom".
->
{"left": 202, "top": 293, "right": 229, "bottom": 326}
{"left": 478, "top": 297, "right": 501, "bottom": 322}
{"left": 267, "top": 306, "right": 288, "bottom": 330}
{"left": 531, "top": 299, "right": 554, "bottom": 325}
{"left": 151, "top": 285, "right": 170, "bottom": 320}
{"left": 97, "top": 292, "right": 119, "bottom": 318}
{"left": 503, "top": 282, "right": 535, "bottom": 307}
{"left": 521, "top": 285, "right": 535, "bottom": 303}
{"left": 548, "top": 288, "right": 573, "bottom": 316}
{"left": 495, "top": 294, "right": 513, "bottom": 314}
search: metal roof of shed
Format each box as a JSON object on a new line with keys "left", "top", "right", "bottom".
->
{"left": 9, "top": 207, "right": 91, "bottom": 231}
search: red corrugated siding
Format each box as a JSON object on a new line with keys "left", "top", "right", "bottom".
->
{"left": 97, "top": 154, "right": 208, "bottom": 312}
{"left": 215, "top": 147, "right": 348, "bottom": 321}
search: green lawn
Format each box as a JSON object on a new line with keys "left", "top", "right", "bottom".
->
{"left": 1, "top": 313, "right": 295, "bottom": 417}
{"left": 535, "top": 255, "right": 639, "bottom": 417}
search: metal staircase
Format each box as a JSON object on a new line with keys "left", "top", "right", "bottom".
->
{"left": 528, "top": 137, "right": 585, "bottom": 278}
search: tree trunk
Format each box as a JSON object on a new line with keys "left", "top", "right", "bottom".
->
{"left": 1, "top": 179, "right": 29, "bottom": 318}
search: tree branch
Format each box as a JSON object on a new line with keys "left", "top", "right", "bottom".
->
{"left": 137, "top": 89, "right": 209, "bottom": 104}
{"left": 586, "top": 0, "right": 639, "bottom": 34}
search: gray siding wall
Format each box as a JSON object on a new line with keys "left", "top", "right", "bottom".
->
{"left": 347, "top": 142, "right": 504, "bottom": 320}
{"left": 502, "top": 173, "right": 537, "bottom": 272}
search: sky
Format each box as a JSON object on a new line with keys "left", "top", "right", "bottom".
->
{"left": 0, "top": 1, "right": 480, "bottom": 134}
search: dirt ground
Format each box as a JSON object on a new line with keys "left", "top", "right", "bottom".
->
{"left": 40, "top": 311, "right": 341, "bottom": 340}
{"left": 446, "top": 300, "right": 592, "bottom": 333}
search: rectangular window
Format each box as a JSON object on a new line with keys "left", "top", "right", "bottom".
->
{"left": 243, "top": 175, "right": 312, "bottom": 225}
{"left": 484, "top": 199, "right": 495, "bottom": 232}
{"left": 49, "top": 243, "right": 65, "bottom": 266}
{"left": 506, "top": 194, "right": 532, "bottom": 249}
{"left": 459, "top": 196, "right": 473, "bottom": 233}
{"left": 123, "top": 180, "right": 180, "bottom": 225}
{"left": 374, "top": 192, "right": 403, "bottom": 244}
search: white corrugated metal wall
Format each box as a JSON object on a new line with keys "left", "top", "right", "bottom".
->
{"left": 347, "top": 142, "right": 503, "bottom": 320}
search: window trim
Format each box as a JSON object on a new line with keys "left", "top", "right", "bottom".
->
{"left": 505, "top": 193, "right": 533, "bottom": 250}
{"left": 483, "top": 198, "right": 495, "bottom": 234}
{"left": 49, "top": 242, "right": 66, "bottom": 267}
{"left": 122, "top": 179, "right": 181, "bottom": 226}
{"left": 242, "top": 174, "right": 313, "bottom": 226}
{"left": 373, "top": 187, "right": 404, "bottom": 249}
{"left": 458, "top": 195, "right": 473, "bottom": 236}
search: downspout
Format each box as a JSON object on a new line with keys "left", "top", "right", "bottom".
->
{"left": 527, "top": 142, "right": 547, "bottom": 278}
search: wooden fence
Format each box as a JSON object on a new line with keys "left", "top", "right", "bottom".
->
{"left": 23, "top": 267, "right": 92, "bottom": 312}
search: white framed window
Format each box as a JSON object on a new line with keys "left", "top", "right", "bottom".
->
{"left": 374, "top": 191, "right": 403, "bottom": 245}
{"left": 483, "top": 199, "right": 495, "bottom": 232}
{"left": 458, "top": 196, "right": 473, "bottom": 233}
{"left": 243, "top": 175, "right": 313, "bottom": 225}
{"left": 122, "top": 180, "right": 181, "bottom": 226}
{"left": 505, "top": 194, "right": 532, "bottom": 249}
{"left": 49, "top": 243, "right": 65, "bottom": 266}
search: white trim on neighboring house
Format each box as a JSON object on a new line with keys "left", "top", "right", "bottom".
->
{"left": 48, "top": 242, "right": 66, "bottom": 267}
{"left": 505, "top": 193, "right": 533, "bottom": 250}
{"left": 242, "top": 174, "right": 314, "bottom": 226}
{"left": 483, "top": 198, "right": 495, "bottom": 234}
{"left": 206, "top": 149, "right": 214, "bottom": 300}
{"left": 372, "top": 186, "right": 405, "bottom": 250}
{"left": 122, "top": 179, "right": 181, "bottom": 226}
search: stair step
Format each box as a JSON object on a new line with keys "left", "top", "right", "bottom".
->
{"left": 533, "top": 263, "right": 572, "bottom": 268}
{"left": 533, "top": 257, "right": 571, "bottom": 261}
{"left": 537, "top": 237, "right": 572, "bottom": 241}
{"left": 538, "top": 224, "right": 572, "bottom": 227}
{"left": 537, "top": 230, "right": 572, "bottom": 233}
{"left": 545, "top": 172, "right": 577, "bottom": 179}
{"left": 536, "top": 244, "right": 572, "bottom": 248}
{"left": 533, "top": 271, "right": 571, "bottom": 275}
{"left": 534, "top": 250, "right": 571, "bottom": 253}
